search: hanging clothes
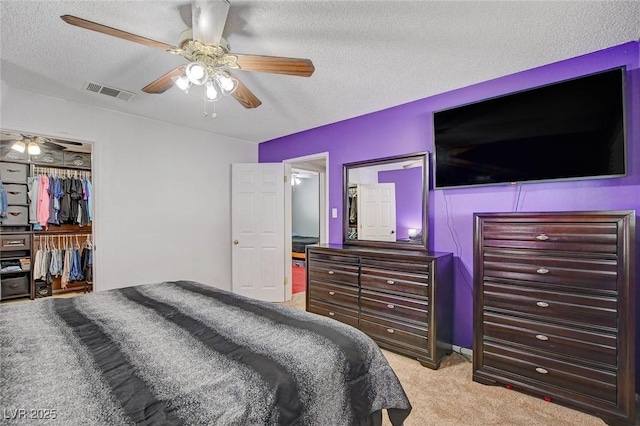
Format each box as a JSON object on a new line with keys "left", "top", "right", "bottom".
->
{"left": 36, "top": 174, "right": 50, "bottom": 227}
{"left": 0, "top": 180, "right": 7, "bottom": 220}
{"left": 27, "top": 175, "right": 39, "bottom": 224}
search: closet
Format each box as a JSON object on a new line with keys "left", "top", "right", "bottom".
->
{"left": 0, "top": 132, "right": 94, "bottom": 301}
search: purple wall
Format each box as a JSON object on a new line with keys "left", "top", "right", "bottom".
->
{"left": 378, "top": 168, "right": 423, "bottom": 240}
{"left": 260, "top": 41, "right": 639, "bottom": 381}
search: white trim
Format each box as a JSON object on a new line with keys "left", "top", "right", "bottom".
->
{"left": 452, "top": 345, "right": 473, "bottom": 358}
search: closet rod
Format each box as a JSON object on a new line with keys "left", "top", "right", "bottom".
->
{"left": 33, "top": 166, "right": 91, "bottom": 178}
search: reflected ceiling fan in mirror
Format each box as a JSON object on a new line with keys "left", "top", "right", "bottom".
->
{"left": 61, "top": 0, "right": 315, "bottom": 115}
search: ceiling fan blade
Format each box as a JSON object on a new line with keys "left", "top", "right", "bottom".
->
{"left": 60, "top": 15, "right": 178, "bottom": 51}
{"left": 191, "top": 0, "right": 230, "bottom": 46}
{"left": 228, "top": 73, "right": 262, "bottom": 109}
{"left": 142, "top": 66, "right": 185, "bottom": 94}
{"left": 233, "top": 54, "right": 315, "bottom": 77}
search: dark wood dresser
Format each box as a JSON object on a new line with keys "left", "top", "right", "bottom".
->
{"left": 306, "top": 244, "right": 454, "bottom": 369}
{"left": 473, "top": 211, "right": 636, "bottom": 424}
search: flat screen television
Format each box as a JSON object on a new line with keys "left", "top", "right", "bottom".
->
{"left": 433, "top": 67, "right": 626, "bottom": 189}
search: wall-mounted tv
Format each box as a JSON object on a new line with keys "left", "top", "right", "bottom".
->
{"left": 433, "top": 67, "right": 626, "bottom": 189}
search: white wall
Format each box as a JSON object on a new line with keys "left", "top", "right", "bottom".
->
{"left": 292, "top": 174, "right": 319, "bottom": 237}
{"left": 1, "top": 85, "right": 257, "bottom": 291}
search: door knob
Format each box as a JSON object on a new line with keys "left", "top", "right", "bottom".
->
{"left": 233, "top": 239, "right": 239, "bottom": 245}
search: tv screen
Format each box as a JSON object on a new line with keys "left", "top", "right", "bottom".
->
{"left": 433, "top": 67, "right": 626, "bottom": 189}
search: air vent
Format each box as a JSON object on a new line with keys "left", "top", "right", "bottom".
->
{"left": 82, "top": 81, "right": 136, "bottom": 102}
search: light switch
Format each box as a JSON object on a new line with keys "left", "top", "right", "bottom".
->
{"left": 331, "top": 208, "right": 338, "bottom": 218}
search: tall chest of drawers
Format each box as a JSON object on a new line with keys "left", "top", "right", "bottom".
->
{"left": 306, "top": 244, "right": 454, "bottom": 369}
{"left": 473, "top": 211, "right": 636, "bottom": 424}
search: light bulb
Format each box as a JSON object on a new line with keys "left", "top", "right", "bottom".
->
{"left": 205, "top": 81, "right": 218, "bottom": 101}
{"left": 185, "top": 62, "right": 208, "bottom": 85}
{"left": 27, "top": 142, "right": 41, "bottom": 155}
{"left": 408, "top": 228, "right": 418, "bottom": 238}
{"left": 11, "top": 141, "right": 26, "bottom": 153}
{"left": 214, "top": 70, "right": 237, "bottom": 95}
{"left": 172, "top": 74, "right": 191, "bottom": 93}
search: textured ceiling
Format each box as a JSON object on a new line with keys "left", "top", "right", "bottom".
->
{"left": 1, "top": 1, "right": 639, "bottom": 144}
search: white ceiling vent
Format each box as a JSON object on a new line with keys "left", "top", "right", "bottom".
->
{"left": 82, "top": 81, "right": 136, "bottom": 102}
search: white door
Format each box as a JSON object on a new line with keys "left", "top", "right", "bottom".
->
{"left": 358, "top": 183, "right": 396, "bottom": 241}
{"left": 231, "top": 163, "right": 291, "bottom": 302}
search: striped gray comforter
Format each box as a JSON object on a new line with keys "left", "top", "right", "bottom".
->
{"left": 0, "top": 281, "right": 411, "bottom": 425}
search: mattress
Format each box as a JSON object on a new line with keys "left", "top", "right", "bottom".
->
{"left": 292, "top": 236, "right": 319, "bottom": 253}
{"left": 0, "top": 280, "right": 411, "bottom": 425}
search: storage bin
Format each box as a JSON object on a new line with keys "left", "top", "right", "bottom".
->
{"left": 1, "top": 275, "right": 29, "bottom": 299}
{"left": 32, "top": 148, "right": 64, "bottom": 166}
{"left": 0, "top": 141, "right": 29, "bottom": 162}
{"left": 63, "top": 152, "right": 91, "bottom": 169}
{"left": 1, "top": 205, "right": 29, "bottom": 226}
{"left": 0, "top": 162, "right": 29, "bottom": 183}
{"left": 35, "top": 281, "right": 52, "bottom": 298}
{"left": 4, "top": 183, "right": 28, "bottom": 205}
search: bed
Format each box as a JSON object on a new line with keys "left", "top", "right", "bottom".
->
{"left": 0, "top": 280, "right": 411, "bottom": 425}
{"left": 292, "top": 236, "right": 319, "bottom": 261}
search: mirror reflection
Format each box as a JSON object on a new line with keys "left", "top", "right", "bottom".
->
{"left": 344, "top": 152, "right": 427, "bottom": 249}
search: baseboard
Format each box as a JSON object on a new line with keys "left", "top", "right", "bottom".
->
{"left": 452, "top": 344, "right": 473, "bottom": 358}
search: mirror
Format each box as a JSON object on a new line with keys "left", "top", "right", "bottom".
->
{"left": 343, "top": 152, "right": 428, "bottom": 250}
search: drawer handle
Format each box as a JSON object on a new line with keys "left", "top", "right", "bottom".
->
{"left": 536, "top": 234, "right": 549, "bottom": 241}
{"left": 328, "top": 291, "right": 335, "bottom": 296}
{"left": 328, "top": 312, "right": 335, "bottom": 316}
{"left": 7, "top": 191, "right": 21, "bottom": 195}
{"left": 535, "top": 367, "right": 549, "bottom": 374}
{"left": 536, "top": 268, "right": 549, "bottom": 274}
{"left": 387, "top": 304, "right": 395, "bottom": 309}
{"left": 327, "top": 271, "right": 334, "bottom": 275}
{"left": 7, "top": 169, "right": 21, "bottom": 173}
{"left": 5, "top": 240, "right": 24, "bottom": 245}
{"left": 8, "top": 212, "right": 21, "bottom": 216}
{"left": 386, "top": 280, "right": 395, "bottom": 285}
{"left": 535, "top": 334, "right": 549, "bottom": 341}
{"left": 386, "top": 328, "right": 394, "bottom": 334}
{"left": 536, "top": 301, "right": 549, "bottom": 308}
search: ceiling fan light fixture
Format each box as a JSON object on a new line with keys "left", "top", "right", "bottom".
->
{"left": 11, "top": 140, "right": 26, "bottom": 153}
{"left": 214, "top": 69, "right": 237, "bottom": 95}
{"left": 185, "top": 62, "right": 208, "bottom": 85}
{"left": 27, "top": 141, "right": 41, "bottom": 155}
{"left": 172, "top": 74, "right": 191, "bottom": 93}
{"left": 205, "top": 81, "right": 219, "bottom": 101}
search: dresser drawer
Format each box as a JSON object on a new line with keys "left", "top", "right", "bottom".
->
{"left": 0, "top": 162, "right": 29, "bottom": 183}
{"left": 1, "top": 275, "right": 30, "bottom": 299}
{"left": 308, "top": 260, "right": 359, "bottom": 287}
{"left": 1, "top": 205, "right": 29, "bottom": 226}
{"left": 308, "top": 251, "right": 359, "bottom": 266}
{"left": 308, "top": 281, "right": 358, "bottom": 308}
{"left": 360, "top": 289, "right": 428, "bottom": 325}
{"left": 483, "top": 312, "right": 617, "bottom": 366}
{"left": 308, "top": 300, "right": 359, "bottom": 329}
{"left": 4, "top": 183, "right": 28, "bottom": 205}
{"left": 361, "top": 267, "right": 429, "bottom": 298}
{"left": 482, "top": 341, "right": 617, "bottom": 403}
{"left": 482, "top": 222, "right": 618, "bottom": 254}
{"left": 483, "top": 282, "right": 617, "bottom": 329}
{"left": 360, "top": 257, "right": 429, "bottom": 275}
{"left": 0, "top": 234, "right": 31, "bottom": 251}
{"left": 483, "top": 249, "right": 617, "bottom": 292}
{"left": 360, "top": 312, "right": 429, "bottom": 347}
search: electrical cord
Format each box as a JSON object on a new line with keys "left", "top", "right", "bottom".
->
{"left": 442, "top": 192, "right": 473, "bottom": 295}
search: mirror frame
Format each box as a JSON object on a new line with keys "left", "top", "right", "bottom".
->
{"left": 343, "top": 151, "right": 429, "bottom": 251}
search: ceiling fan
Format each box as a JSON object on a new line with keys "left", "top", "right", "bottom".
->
{"left": 60, "top": 0, "right": 315, "bottom": 109}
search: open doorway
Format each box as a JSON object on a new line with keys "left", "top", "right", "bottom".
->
{"left": 284, "top": 153, "right": 328, "bottom": 295}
